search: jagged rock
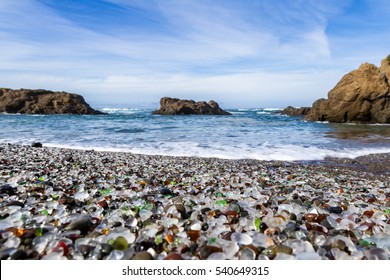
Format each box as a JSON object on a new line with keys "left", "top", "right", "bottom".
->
{"left": 0, "top": 88, "right": 104, "bottom": 115}
{"left": 152, "top": 97, "right": 231, "bottom": 115}
{"left": 31, "top": 142, "right": 43, "bottom": 148}
{"left": 305, "top": 55, "right": 390, "bottom": 123}
{"left": 280, "top": 106, "right": 311, "bottom": 116}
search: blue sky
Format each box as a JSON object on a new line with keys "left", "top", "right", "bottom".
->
{"left": 0, "top": 0, "right": 389, "bottom": 108}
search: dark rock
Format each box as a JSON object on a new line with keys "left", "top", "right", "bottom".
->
{"left": 0, "top": 88, "right": 104, "bottom": 115}
{"left": 131, "top": 251, "right": 153, "bottom": 260}
{"left": 282, "top": 222, "right": 299, "bottom": 238}
{"left": 159, "top": 188, "right": 173, "bottom": 196}
{"left": 305, "top": 55, "right": 390, "bottom": 123}
{"left": 31, "top": 142, "right": 43, "bottom": 148}
{"left": 66, "top": 214, "right": 92, "bottom": 231}
{"left": 328, "top": 206, "right": 343, "bottom": 214}
{"left": 10, "top": 250, "right": 28, "bottom": 260}
{"left": 58, "top": 196, "right": 76, "bottom": 207}
{"left": 0, "top": 248, "right": 17, "bottom": 260}
{"left": 152, "top": 97, "right": 231, "bottom": 115}
{"left": 0, "top": 184, "right": 16, "bottom": 196}
{"left": 101, "top": 244, "right": 113, "bottom": 255}
{"left": 6, "top": 201, "right": 24, "bottom": 207}
{"left": 196, "top": 245, "right": 223, "bottom": 259}
{"left": 164, "top": 253, "right": 183, "bottom": 260}
{"left": 174, "top": 204, "right": 186, "bottom": 214}
{"left": 78, "top": 244, "right": 94, "bottom": 256}
{"left": 280, "top": 106, "right": 311, "bottom": 116}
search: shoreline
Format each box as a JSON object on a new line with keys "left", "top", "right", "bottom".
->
{"left": 2, "top": 142, "right": 390, "bottom": 175}
{"left": 1, "top": 143, "right": 389, "bottom": 260}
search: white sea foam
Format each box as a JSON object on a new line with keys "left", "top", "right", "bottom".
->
{"left": 263, "top": 108, "right": 282, "bottom": 111}
{"left": 256, "top": 111, "right": 271, "bottom": 115}
{"left": 229, "top": 112, "right": 245, "bottom": 115}
{"left": 100, "top": 108, "right": 147, "bottom": 114}
{"left": 41, "top": 142, "right": 390, "bottom": 161}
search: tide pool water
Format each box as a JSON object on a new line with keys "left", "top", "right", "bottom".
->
{"left": 1, "top": 108, "right": 390, "bottom": 161}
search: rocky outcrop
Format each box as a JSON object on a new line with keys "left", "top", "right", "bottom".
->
{"left": 152, "top": 97, "right": 231, "bottom": 115}
{"left": 280, "top": 106, "right": 311, "bottom": 116}
{"left": 305, "top": 56, "right": 390, "bottom": 123}
{"left": 0, "top": 88, "right": 104, "bottom": 115}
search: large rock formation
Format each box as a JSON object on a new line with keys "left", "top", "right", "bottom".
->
{"left": 152, "top": 97, "right": 231, "bottom": 115}
{"left": 305, "top": 56, "right": 390, "bottom": 123}
{"left": 0, "top": 88, "right": 104, "bottom": 115}
{"left": 280, "top": 106, "right": 311, "bottom": 116}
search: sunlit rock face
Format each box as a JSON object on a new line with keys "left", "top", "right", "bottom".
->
{"left": 0, "top": 88, "right": 103, "bottom": 115}
{"left": 305, "top": 55, "right": 390, "bottom": 124}
{"left": 152, "top": 97, "right": 231, "bottom": 115}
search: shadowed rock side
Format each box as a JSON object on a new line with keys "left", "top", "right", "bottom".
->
{"left": 305, "top": 56, "right": 390, "bottom": 123}
{"left": 280, "top": 106, "right": 311, "bottom": 116}
{"left": 0, "top": 88, "right": 104, "bottom": 115}
{"left": 152, "top": 97, "right": 231, "bottom": 115}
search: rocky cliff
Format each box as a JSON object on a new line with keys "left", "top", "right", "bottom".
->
{"left": 305, "top": 56, "right": 390, "bottom": 123}
{"left": 152, "top": 97, "right": 231, "bottom": 115}
{"left": 0, "top": 88, "right": 103, "bottom": 115}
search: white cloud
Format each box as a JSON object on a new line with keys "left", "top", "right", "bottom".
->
{"left": 0, "top": 0, "right": 388, "bottom": 107}
{"left": 0, "top": 0, "right": 335, "bottom": 70}
{"left": 0, "top": 70, "right": 343, "bottom": 108}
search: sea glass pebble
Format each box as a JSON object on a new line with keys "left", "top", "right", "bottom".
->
{"left": 231, "top": 232, "right": 252, "bottom": 245}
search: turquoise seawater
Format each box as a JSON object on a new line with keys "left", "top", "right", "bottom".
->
{"left": 1, "top": 108, "right": 390, "bottom": 161}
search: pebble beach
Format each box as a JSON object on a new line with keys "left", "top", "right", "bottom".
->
{"left": 1, "top": 143, "right": 389, "bottom": 260}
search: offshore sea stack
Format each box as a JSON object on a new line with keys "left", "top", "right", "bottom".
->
{"left": 280, "top": 106, "right": 311, "bottom": 116}
{"left": 153, "top": 97, "right": 231, "bottom": 115}
{"left": 305, "top": 55, "right": 390, "bottom": 123}
{"left": 0, "top": 88, "right": 104, "bottom": 115}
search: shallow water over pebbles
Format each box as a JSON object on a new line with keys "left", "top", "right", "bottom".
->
{"left": 0, "top": 144, "right": 390, "bottom": 260}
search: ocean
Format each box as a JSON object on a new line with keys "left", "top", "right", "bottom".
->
{"left": 1, "top": 108, "right": 390, "bottom": 161}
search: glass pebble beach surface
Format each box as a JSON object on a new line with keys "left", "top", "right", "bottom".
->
{"left": 0, "top": 144, "right": 389, "bottom": 260}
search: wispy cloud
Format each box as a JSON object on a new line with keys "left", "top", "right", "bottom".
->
{"left": 0, "top": 0, "right": 388, "bottom": 107}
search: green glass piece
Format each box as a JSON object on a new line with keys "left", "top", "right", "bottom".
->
{"left": 359, "top": 240, "right": 371, "bottom": 246}
{"left": 209, "top": 237, "right": 217, "bottom": 243}
{"left": 216, "top": 200, "right": 227, "bottom": 205}
{"left": 254, "top": 217, "right": 262, "bottom": 231}
{"left": 41, "top": 210, "right": 49, "bottom": 216}
{"left": 385, "top": 209, "right": 390, "bottom": 214}
{"left": 100, "top": 189, "right": 111, "bottom": 195}
{"left": 143, "top": 202, "right": 153, "bottom": 210}
{"left": 112, "top": 236, "right": 129, "bottom": 251}
{"left": 170, "top": 181, "right": 175, "bottom": 185}
{"left": 155, "top": 235, "right": 163, "bottom": 245}
{"left": 38, "top": 177, "right": 45, "bottom": 181}
{"left": 216, "top": 192, "right": 223, "bottom": 197}
{"left": 21, "top": 214, "right": 29, "bottom": 223}
{"left": 35, "top": 228, "right": 43, "bottom": 237}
